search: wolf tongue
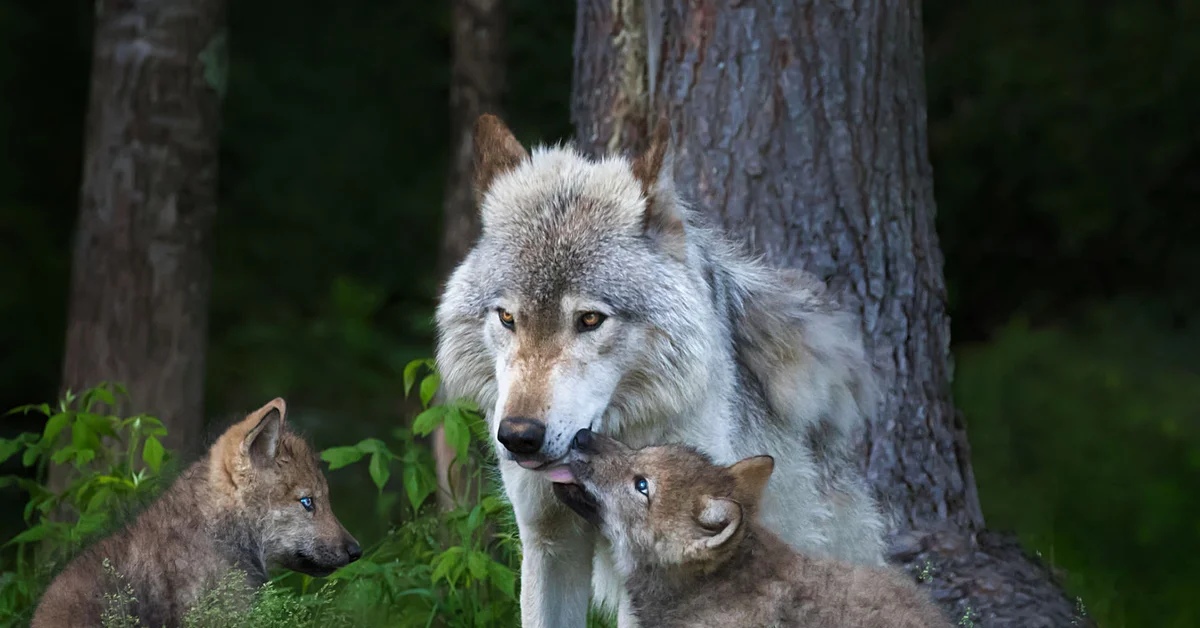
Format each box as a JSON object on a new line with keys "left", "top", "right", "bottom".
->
{"left": 545, "top": 465, "right": 576, "bottom": 484}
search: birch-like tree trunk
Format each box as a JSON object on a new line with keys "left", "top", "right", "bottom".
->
{"left": 61, "top": 0, "right": 227, "bottom": 458}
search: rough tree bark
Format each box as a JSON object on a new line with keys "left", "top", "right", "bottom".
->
{"left": 433, "top": 0, "right": 506, "bottom": 509}
{"left": 573, "top": 1, "right": 1090, "bottom": 626}
{"left": 60, "top": 0, "right": 227, "bottom": 458}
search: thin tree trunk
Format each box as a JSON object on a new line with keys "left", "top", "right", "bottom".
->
{"left": 434, "top": 0, "right": 506, "bottom": 509}
{"left": 573, "top": 1, "right": 1090, "bottom": 625}
{"left": 61, "top": 0, "right": 227, "bottom": 461}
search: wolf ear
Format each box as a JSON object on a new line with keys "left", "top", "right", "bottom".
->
{"left": 688, "top": 496, "right": 744, "bottom": 556}
{"left": 728, "top": 455, "right": 775, "bottom": 506}
{"left": 473, "top": 114, "right": 529, "bottom": 203}
{"left": 242, "top": 398, "right": 286, "bottom": 468}
{"left": 632, "top": 116, "right": 686, "bottom": 257}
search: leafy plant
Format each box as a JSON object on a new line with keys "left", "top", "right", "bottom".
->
{"left": 0, "top": 383, "right": 170, "bottom": 625}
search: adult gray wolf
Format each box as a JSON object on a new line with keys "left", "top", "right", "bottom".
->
{"left": 550, "top": 429, "right": 949, "bottom": 628}
{"left": 435, "top": 114, "right": 887, "bottom": 627}
{"left": 31, "top": 398, "right": 361, "bottom": 627}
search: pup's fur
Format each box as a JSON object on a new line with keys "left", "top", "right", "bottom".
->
{"left": 31, "top": 398, "right": 361, "bottom": 627}
{"left": 435, "top": 114, "right": 887, "bottom": 626}
{"left": 553, "top": 430, "right": 949, "bottom": 628}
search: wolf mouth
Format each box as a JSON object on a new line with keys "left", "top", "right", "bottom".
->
{"left": 290, "top": 551, "right": 341, "bottom": 578}
{"left": 551, "top": 482, "right": 602, "bottom": 527}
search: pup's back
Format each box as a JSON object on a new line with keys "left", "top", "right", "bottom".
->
{"left": 31, "top": 398, "right": 360, "bottom": 627}
{"left": 680, "top": 528, "right": 950, "bottom": 627}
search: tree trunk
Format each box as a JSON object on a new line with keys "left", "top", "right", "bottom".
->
{"left": 572, "top": 1, "right": 1090, "bottom": 626}
{"left": 61, "top": 0, "right": 227, "bottom": 459}
{"left": 434, "top": 0, "right": 506, "bottom": 509}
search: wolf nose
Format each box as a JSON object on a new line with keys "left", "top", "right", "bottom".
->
{"left": 571, "top": 428, "right": 594, "bottom": 453}
{"left": 497, "top": 417, "right": 546, "bottom": 455}
{"left": 345, "top": 540, "right": 362, "bottom": 563}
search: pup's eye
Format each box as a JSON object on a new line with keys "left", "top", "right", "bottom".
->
{"left": 633, "top": 476, "right": 649, "bottom": 496}
{"left": 497, "top": 308, "right": 515, "bottom": 330}
{"left": 577, "top": 311, "right": 607, "bottom": 332}
{"left": 299, "top": 497, "right": 314, "bottom": 512}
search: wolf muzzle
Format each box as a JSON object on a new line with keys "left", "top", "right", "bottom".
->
{"left": 497, "top": 416, "right": 546, "bottom": 456}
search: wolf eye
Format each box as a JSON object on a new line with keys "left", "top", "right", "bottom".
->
{"left": 577, "top": 311, "right": 607, "bottom": 332}
{"left": 497, "top": 308, "right": 515, "bottom": 330}
{"left": 633, "top": 476, "right": 649, "bottom": 497}
{"left": 299, "top": 496, "right": 314, "bottom": 512}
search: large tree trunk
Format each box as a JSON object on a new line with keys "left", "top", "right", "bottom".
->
{"left": 573, "top": 1, "right": 1089, "bottom": 626}
{"left": 61, "top": 0, "right": 227, "bottom": 459}
{"left": 433, "top": 0, "right": 506, "bottom": 509}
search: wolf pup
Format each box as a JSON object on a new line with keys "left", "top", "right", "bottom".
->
{"left": 31, "top": 398, "right": 361, "bottom": 628}
{"left": 551, "top": 429, "right": 950, "bottom": 628}
{"left": 436, "top": 113, "right": 886, "bottom": 625}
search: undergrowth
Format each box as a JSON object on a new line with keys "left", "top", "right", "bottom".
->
{"left": 0, "top": 363, "right": 599, "bottom": 627}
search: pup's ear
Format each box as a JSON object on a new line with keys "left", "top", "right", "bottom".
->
{"left": 687, "top": 495, "right": 744, "bottom": 557}
{"left": 631, "top": 115, "right": 686, "bottom": 259}
{"left": 728, "top": 455, "right": 774, "bottom": 506}
{"left": 241, "top": 397, "right": 286, "bottom": 469}
{"left": 473, "top": 114, "right": 529, "bottom": 203}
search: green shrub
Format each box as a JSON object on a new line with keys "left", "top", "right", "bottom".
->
{"left": 0, "top": 383, "right": 171, "bottom": 625}
{"left": 0, "top": 367, "right": 608, "bottom": 627}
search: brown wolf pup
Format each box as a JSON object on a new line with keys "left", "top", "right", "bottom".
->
{"left": 550, "top": 429, "right": 952, "bottom": 628}
{"left": 31, "top": 398, "right": 362, "bottom": 628}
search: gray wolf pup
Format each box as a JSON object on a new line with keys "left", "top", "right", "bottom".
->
{"left": 435, "top": 114, "right": 887, "bottom": 627}
{"left": 551, "top": 429, "right": 949, "bottom": 628}
{"left": 31, "top": 398, "right": 361, "bottom": 628}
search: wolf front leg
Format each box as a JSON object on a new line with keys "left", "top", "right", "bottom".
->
{"left": 503, "top": 463, "right": 596, "bottom": 628}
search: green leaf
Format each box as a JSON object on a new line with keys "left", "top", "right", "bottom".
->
{"left": 368, "top": 452, "right": 390, "bottom": 491}
{"left": 142, "top": 436, "right": 165, "bottom": 473}
{"left": 5, "top": 525, "right": 49, "bottom": 546}
{"left": 466, "top": 504, "right": 484, "bottom": 532}
{"left": 403, "top": 359, "right": 425, "bottom": 397}
{"left": 444, "top": 411, "right": 470, "bottom": 461}
{"left": 21, "top": 445, "right": 40, "bottom": 467}
{"left": 50, "top": 445, "right": 77, "bottom": 465}
{"left": 41, "top": 412, "right": 71, "bottom": 446}
{"left": 487, "top": 561, "right": 516, "bottom": 598}
{"left": 90, "top": 386, "right": 117, "bottom": 408}
{"left": 74, "top": 448, "right": 95, "bottom": 467}
{"left": 403, "top": 464, "right": 434, "bottom": 512}
{"left": 431, "top": 547, "right": 464, "bottom": 584}
{"left": 410, "top": 406, "right": 446, "bottom": 436}
{"left": 354, "top": 438, "right": 389, "bottom": 456}
{"left": 321, "top": 446, "right": 367, "bottom": 470}
{"left": 481, "top": 494, "right": 507, "bottom": 515}
{"left": 85, "top": 487, "right": 113, "bottom": 514}
{"left": 419, "top": 372, "right": 440, "bottom": 408}
{"left": 0, "top": 438, "right": 22, "bottom": 466}
{"left": 467, "top": 551, "right": 489, "bottom": 580}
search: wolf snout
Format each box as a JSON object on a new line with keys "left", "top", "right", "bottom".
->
{"left": 497, "top": 417, "right": 546, "bottom": 455}
{"left": 344, "top": 538, "right": 362, "bottom": 563}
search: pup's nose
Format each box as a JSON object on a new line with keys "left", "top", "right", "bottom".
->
{"left": 571, "top": 428, "right": 594, "bottom": 453}
{"left": 345, "top": 540, "right": 362, "bottom": 562}
{"left": 497, "top": 417, "right": 546, "bottom": 455}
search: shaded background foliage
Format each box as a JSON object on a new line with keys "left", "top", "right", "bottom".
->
{"left": 1, "top": 0, "right": 1196, "bottom": 625}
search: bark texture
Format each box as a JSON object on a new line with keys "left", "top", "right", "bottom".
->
{"left": 572, "top": 1, "right": 1091, "bottom": 626}
{"left": 434, "top": 0, "right": 507, "bottom": 509}
{"left": 62, "top": 0, "right": 227, "bottom": 456}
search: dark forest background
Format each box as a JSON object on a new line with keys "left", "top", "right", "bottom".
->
{"left": 2, "top": 1, "right": 1198, "bottom": 625}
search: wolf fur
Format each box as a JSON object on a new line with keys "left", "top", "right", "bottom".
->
{"left": 551, "top": 429, "right": 949, "bottom": 628}
{"left": 30, "top": 398, "right": 361, "bottom": 628}
{"left": 435, "top": 114, "right": 887, "bottom": 627}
